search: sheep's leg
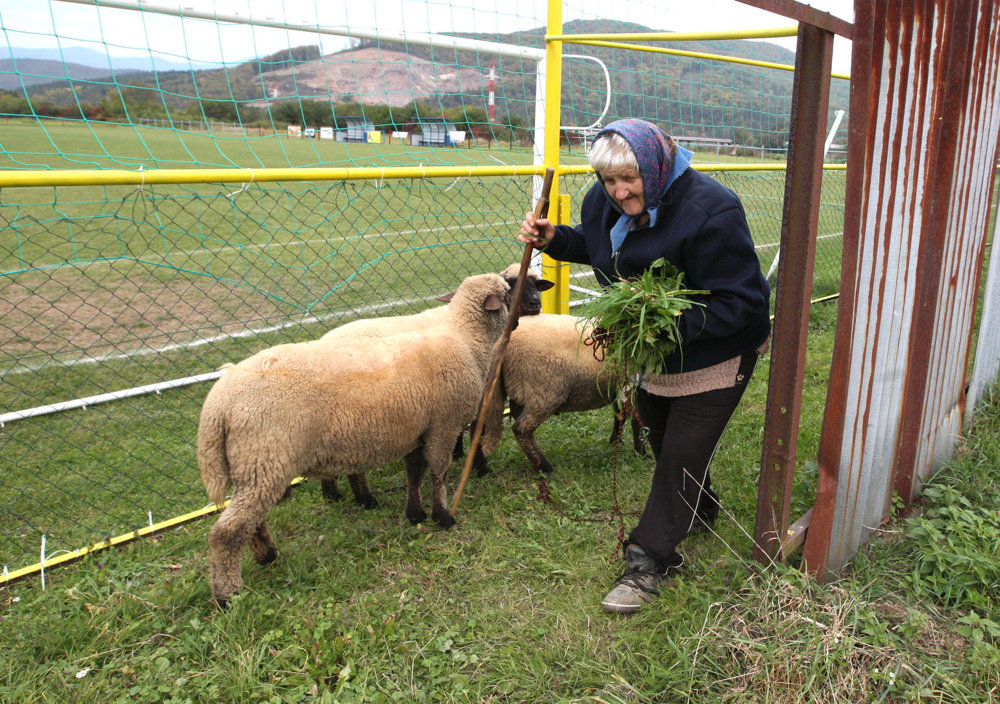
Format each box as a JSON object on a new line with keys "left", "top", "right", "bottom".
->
{"left": 247, "top": 522, "right": 277, "bottom": 566}
{"left": 321, "top": 474, "right": 376, "bottom": 508}
{"left": 471, "top": 445, "right": 490, "bottom": 477}
{"left": 320, "top": 478, "right": 343, "bottom": 502}
{"left": 475, "top": 389, "right": 508, "bottom": 477}
{"left": 426, "top": 439, "right": 457, "bottom": 529}
{"left": 512, "top": 410, "right": 555, "bottom": 475}
{"left": 208, "top": 487, "right": 282, "bottom": 607}
{"left": 403, "top": 449, "right": 427, "bottom": 524}
{"left": 453, "top": 428, "right": 491, "bottom": 477}
{"left": 346, "top": 473, "right": 378, "bottom": 509}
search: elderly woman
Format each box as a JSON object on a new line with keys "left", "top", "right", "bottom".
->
{"left": 519, "top": 118, "right": 771, "bottom": 614}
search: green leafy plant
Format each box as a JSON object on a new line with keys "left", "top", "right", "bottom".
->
{"left": 579, "top": 258, "right": 708, "bottom": 379}
{"left": 904, "top": 481, "right": 1000, "bottom": 610}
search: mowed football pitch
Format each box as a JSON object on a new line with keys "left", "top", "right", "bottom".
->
{"left": 0, "top": 119, "right": 845, "bottom": 575}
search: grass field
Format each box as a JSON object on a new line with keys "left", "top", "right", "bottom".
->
{"left": 0, "top": 318, "right": 997, "bottom": 702}
{"left": 5, "top": 117, "right": 997, "bottom": 703}
{"left": 1, "top": 119, "right": 845, "bottom": 584}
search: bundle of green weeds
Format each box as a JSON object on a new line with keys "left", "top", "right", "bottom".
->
{"left": 580, "top": 258, "right": 707, "bottom": 380}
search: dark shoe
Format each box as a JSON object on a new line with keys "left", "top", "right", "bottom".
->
{"left": 601, "top": 545, "right": 683, "bottom": 614}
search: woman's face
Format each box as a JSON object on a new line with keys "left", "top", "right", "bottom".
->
{"left": 602, "top": 169, "right": 645, "bottom": 216}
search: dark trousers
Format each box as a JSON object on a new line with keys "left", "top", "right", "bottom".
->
{"left": 627, "top": 351, "right": 759, "bottom": 565}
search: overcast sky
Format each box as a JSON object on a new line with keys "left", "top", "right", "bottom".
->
{"left": 0, "top": 0, "right": 854, "bottom": 74}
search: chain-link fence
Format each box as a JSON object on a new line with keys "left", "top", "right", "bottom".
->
{"left": 1, "top": 166, "right": 845, "bottom": 577}
{"left": 0, "top": 0, "right": 852, "bottom": 580}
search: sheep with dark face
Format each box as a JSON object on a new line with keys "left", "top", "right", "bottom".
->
{"left": 478, "top": 313, "right": 646, "bottom": 475}
{"left": 322, "top": 264, "right": 552, "bottom": 342}
{"left": 197, "top": 273, "right": 511, "bottom": 605}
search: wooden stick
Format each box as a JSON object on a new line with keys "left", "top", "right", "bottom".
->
{"left": 450, "top": 167, "right": 555, "bottom": 516}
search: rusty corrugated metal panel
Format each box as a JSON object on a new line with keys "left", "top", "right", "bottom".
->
{"left": 896, "top": 0, "right": 1000, "bottom": 500}
{"left": 967, "top": 213, "right": 1000, "bottom": 417}
{"left": 940, "top": 0, "right": 1000, "bottom": 426}
{"left": 804, "top": 0, "right": 1000, "bottom": 579}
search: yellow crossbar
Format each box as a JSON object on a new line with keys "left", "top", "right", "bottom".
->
{"left": 0, "top": 164, "right": 550, "bottom": 189}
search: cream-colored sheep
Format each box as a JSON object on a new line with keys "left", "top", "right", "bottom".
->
{"left": 197, "top": 273, "right": 511, "bottom": 605}
{"left": 480, "top": 313, "right": 644, "bottom": 475}
{"left": 317, "top": 264, "right": 552, "bottom": 501}
{"left": 322, "top": 264, "right": 551, "bottom": 341}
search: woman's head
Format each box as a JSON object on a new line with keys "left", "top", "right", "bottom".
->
{"left": 589, "top": 132, "right": 639, "bottom": 175}
{"left": 590, "top": 131, "right": 645, "bottom": 216}
{"left": 590, "top": 119, "right": 679, "bottom": 214}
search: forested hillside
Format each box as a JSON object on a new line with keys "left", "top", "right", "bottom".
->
{"left": 1, "top": 19, "right": 849, "bottom": 149}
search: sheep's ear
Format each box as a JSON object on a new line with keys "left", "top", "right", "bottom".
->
{"left": 534, "top": 279, "right": 555, "bottom": 292}
{"left": 436, "top": 292, "right": 456, "bottom": 303}
{"left": 483, "top": 294, "right": 504, "bottom": 311}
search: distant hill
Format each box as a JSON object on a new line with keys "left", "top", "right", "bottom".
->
{"left": 1, "top": 45, "right": 224, "bottom": 73}
{"left": 0, "top": 58, "right": 112, "bottom": 91}
{"left": 248, "top": 46, "right": 483, "bottom": 108}
{"left": 3, "top": 20, "right": 849, "bottom": 145}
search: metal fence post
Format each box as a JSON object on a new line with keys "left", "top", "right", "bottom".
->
{"left": 753, "top": 22, "right": 834, "bottom": 563}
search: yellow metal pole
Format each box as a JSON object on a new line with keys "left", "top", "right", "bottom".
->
{"left": 558, "top": 39, "right": 850, "bottom": 81}
{"left": 0, "top": 164, "right": 549, "bottom": 189}
{"left": 546, "top": 27, "right": 800, "bottom": 42}
{"left": 540, "top": 0, "right": 565, "bottom": 314}
{"left": 542, "top": 193, "right": 571, "bottom": 314}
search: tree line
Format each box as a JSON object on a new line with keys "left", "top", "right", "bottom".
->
{"left": 1, "top": 17, "right": 849, "bottom": 151}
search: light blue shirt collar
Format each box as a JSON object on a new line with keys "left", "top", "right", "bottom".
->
{"left": 609, "top": 145, "right": 693, "bottom": 256}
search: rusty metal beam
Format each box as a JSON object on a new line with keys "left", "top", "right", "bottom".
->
{"left": 753, "top": 23, "right": 834, "bottom": 564}
{"left": 780, "top": 508, "right": 812, "bottom": 558}
{"left": 802, "top": 0, "right": 874, "bottom": 581}
{"left": 736, "top": 0, "right": 853, "bottom": 39}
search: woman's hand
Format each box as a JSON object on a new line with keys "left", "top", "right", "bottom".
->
{"left": 517, "top": 211, "right": 555, "bottom": 249}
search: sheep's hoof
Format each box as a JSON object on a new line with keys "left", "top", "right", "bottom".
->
{"left": 213, "top": 595, "right": 231, "bottom": 610}
{"left": 258, "top": 546, "right": 277, "bottom": 566}
{"left": 357, "top": 495, "right": 379, "bottom": 510}
{"left": 406, "top": 507, "right": 428, "bottom": 525}
{"left": 433, "top": 508, "right": 456, "bottom": 529}
{"left": 537, "top": 459, "right": 555, "bottom": 475}
{"left": 321, "top": 480, "right": 343, "bottom": 502}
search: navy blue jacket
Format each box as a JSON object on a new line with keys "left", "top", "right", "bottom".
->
{"left": 545, "top": 168, "right": 771, "bottom": 373}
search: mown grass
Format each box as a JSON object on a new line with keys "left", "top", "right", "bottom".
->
{"left": 1, "top": 310, "right": 998, "bottom": 702}
{"left": 1, "top": 118, "right": 859, "bottom": 699}
{"left": 1, "top": 119, "right": 846, "bottom": 575}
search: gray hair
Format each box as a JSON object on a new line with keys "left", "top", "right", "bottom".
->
{"left": 588, "top": 132, "right": 638, "bottom": 174}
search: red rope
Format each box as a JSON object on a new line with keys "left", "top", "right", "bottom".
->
{"left": 532, "top": 396, "right": 645, "bottom": 564}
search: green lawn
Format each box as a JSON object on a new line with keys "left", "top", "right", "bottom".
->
{"left": 0, "top": 327, "right": 997, "bottom": 702}
{"left": 1, "top": 118, "right": 843, "bottom": 585}
{"left": 4, "top": 114, "right": 996, "bottom": 704}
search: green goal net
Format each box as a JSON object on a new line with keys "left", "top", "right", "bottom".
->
{"left": 0, "top": 0, "right": 848, "bottom": 581}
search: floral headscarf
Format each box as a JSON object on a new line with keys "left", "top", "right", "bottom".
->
{"left": 593, "top": 118, "right": 681, "bottom": 211}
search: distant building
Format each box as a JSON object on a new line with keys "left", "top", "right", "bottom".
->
{"left": 410, "top": 117, "right": 465, "bottom": 147}
{"left": 341, "top": 116, "right": 375, "bottom": 143}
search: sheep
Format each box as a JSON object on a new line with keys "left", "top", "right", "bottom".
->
{"left": 478, "top": 313, "right": 646, "bottom": 475}
{"left": 321, "top": 263, "right": 552, "bottom": 342}
{"left": 197, "top": 272, "right": 511, "bottom": 605}
{"left": 316, "top": 263, "right": 553, "bottom": 504}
